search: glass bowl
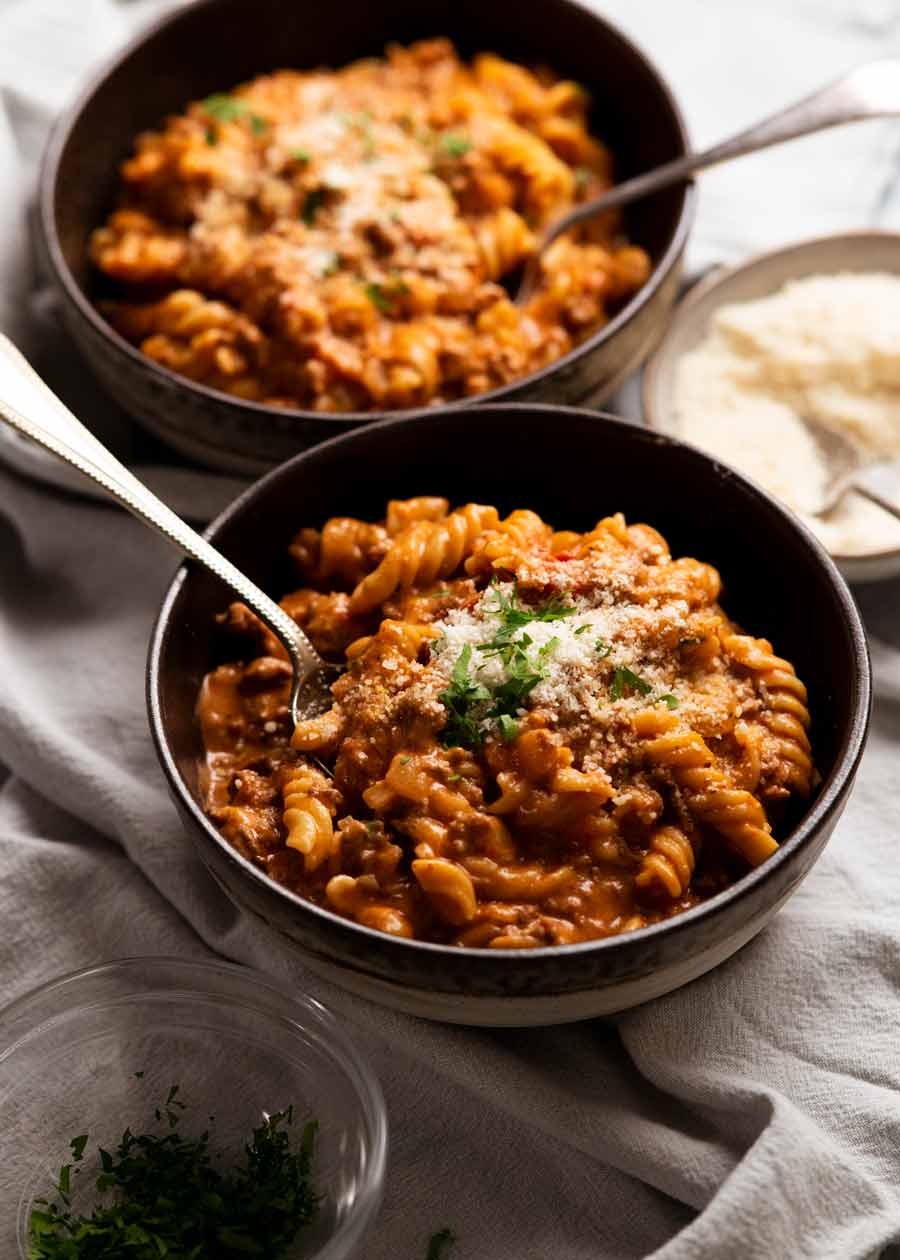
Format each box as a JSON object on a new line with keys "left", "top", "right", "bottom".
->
{"left": 0, "top": 956, "right": 386, "bottom": 1258}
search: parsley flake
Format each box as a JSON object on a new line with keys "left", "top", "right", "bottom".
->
{"left": 365, "top": 279, "right": 410, "bottom": 314}
{"left": 610, "top": 665, "right": 653, "bottom": 700}
{"left": 202, "top": 93, "right": 266, "bottom": 134}
{"left": 292, "top": 147, "right": 311, "bottom": 163}
{"left": 439, "top": 645, "right": 491, "bottom": 748}
{"left": 441, "top": 133, "right": 471, "bottom": 158}
{"left": 595, "top": 639, "right": 612, "bottom": 657}
{"left": 658, "top": 693, "right": 680, "bottom": 710}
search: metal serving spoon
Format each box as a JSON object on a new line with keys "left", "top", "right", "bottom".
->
{"left": 796, "top": 410, "right": 900, "bottom": 523}
{"left": 0, "top": 335, "right": 333, "bottom": 721}
{"left": 518, "top": 58, "right": 900, "bottom": 302}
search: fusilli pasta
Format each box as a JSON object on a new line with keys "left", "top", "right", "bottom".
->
{"left": 197, "top": 497, "right": 816, "bottom": 948}
{"left": 91, "top": 41, "right": 651, "bottom": 413}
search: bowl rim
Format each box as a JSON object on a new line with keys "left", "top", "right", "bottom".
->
{"left": 0, "top": 955, "right": 388, "bottom": 1260}
{"left": 37, "top": 0, "right": 696, "bottom": 428}
{"left": 641, "top": 227, "right": 900, "bottom": 569}
{"left": 147, "top": 401, "right": 872, "bottom": 974}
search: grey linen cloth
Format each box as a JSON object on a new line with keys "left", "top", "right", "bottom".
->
{"left": 5, "top": 1, "right": 900, "bottom": 1256}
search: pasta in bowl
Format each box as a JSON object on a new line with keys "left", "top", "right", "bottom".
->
{"left": 198, "top": 497, "right": 815, "bottom": 949}
{"left": 149, "top": 404, "right": 868, "bottom": 1024}
{"left": 39, "top": 0, "right": 694, "bottom": 472}
{"left": 93, "top": 40, "right": 650, "bottom": 413}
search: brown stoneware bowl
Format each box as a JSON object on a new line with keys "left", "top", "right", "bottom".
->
{"left": 38, "top": 0, "right": 694, "bottom": 474}
{"left": 147, "top": 404, "right": 871, "bottom": 1026}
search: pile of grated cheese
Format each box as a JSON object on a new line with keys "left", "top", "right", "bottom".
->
{"left": 670, "top": 272, "right": 900, "bottom": 556}
{"left": 430, "top": 583, "right": 692, "bottom": 744}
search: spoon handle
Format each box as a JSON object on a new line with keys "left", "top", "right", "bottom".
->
{"left": 0, "top": 335, "right": 325, "bottom": 702}
{"left": 851, "top": 477, "right": 900, "bottom": 526}
{"left": 537, "top": 57, "right": 900, "bottom": 254}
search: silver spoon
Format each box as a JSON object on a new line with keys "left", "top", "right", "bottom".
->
{"left": 0, "top": 335, "right": 334, "bottom": 720}
{"left": 796, "top": 410, "right": 900, "bottom": 524}
{"left": 518, "top": 58, "right": 900, "bottom": 302}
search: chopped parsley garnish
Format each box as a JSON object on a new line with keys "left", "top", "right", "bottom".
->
{"left": 301, "top": 188, "right": 326, "bottom": 225}
{"left": 365, "top": 279, "right": 410, "bottom": 314}
{"left": 610, "top": 665, "right": 653, "bottom": 700}
{"left": 291, "top": 147, "right": 311, "bottom": 163}
{"left": 438, "top": 586, "right": 573, "bottom": 747}
{"left": 202, "top": 92, "right": 245, "bottom": 121}
{"left": 658, "top": 693, "right": 680, "bottom": 709}
{"left": 595, "top": 639, "right": 612, "bottom": 657}
{"left": 480, "top": 581, "right": 575, "bottom": 649}
{"left": 427, "top": 1228, "right": 457, "bottom": 1260}
{"left": 440, "top": 133, "right": 471, "bottom": 158}
{"left": 29, "top": 1093, "right": 317, "bottom": 1258}
{"left": 575, "top": 623, "right": 591, "bottom": 635}
{"left": 574, "top": 166, "right": 592, "bottom": 194}
{"left": 205, "top": 125, "right": 218, "bottom": 146}
{"left": 679, "top": 636, "right": 702, "bottom": 648}
{"left": 439, "top": 645, "right": 491, "bottom": 748}
{"left": 202, "top": 93, "right": 267, "bottom": 136}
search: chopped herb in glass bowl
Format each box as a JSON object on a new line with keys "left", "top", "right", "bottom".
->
{"left": 0, "top": 959, "right": 386, "bottom": 1260}
{"left": 29, "top": 1091, "right": 317, "bottom": 1258}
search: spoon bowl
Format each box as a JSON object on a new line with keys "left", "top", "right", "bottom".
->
{"left": 796, "top": 411, "right": 900, "bottom": 524}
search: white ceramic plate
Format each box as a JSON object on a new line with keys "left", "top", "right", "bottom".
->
{"left": 642, "top": 230, "right": 900, "bottom": 584}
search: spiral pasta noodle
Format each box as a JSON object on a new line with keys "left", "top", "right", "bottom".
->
{"left": 722, "top": 633, "right": 814, "bottom": 796}
{"left": 91, "top": 40, "right": 651, "bottom": 412}
{"left": 282, "top": 766, "right": 337, "bottom": 872}
{"left": 197, "top": 496, "right": 816, "bottom": 949}
{"left": 349, "top": 503, "right": 499, "bottom": 612}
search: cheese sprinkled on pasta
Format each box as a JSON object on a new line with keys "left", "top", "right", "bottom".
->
{"left": 197, "top": 498, "right": 816, "bottom": 950}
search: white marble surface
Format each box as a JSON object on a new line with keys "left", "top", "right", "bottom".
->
{"left": 596, "top": 0, "right": 900, "bottom": 266}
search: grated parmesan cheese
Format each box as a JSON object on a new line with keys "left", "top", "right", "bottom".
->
{"left": 669, "top": 272, "right": 900, "bottom": 556}
{"left": 431, "top": 583, "right": 691, "bottom": 742}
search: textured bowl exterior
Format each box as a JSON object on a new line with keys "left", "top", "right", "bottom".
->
{"left": 38, "top": 0, "right": 694, "bottom": 474}
{"left": 147, "top": 405, "right": 871, "bottom": 1025}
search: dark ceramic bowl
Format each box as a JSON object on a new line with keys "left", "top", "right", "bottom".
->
{"left": 148, "top": 404, "right": 870, "bottom": 1026}
{"left": 38, "top": 0, "right": 694, "bottom": 475}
